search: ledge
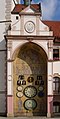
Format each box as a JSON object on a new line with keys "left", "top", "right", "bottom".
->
{"left": 4, "top": 35, "right": 54, "bottom": 41}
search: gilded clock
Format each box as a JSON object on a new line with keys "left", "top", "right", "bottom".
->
{"left": 24, "top": 86, "right": 37, "bottom": 98}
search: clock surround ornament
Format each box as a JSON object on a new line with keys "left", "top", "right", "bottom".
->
{"left": 24, "top": 21, "right": 35, "bottom": 33}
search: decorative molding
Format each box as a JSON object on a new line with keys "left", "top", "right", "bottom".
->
{"left": 26, "top": 37, "right": 33, "bottom": 41}
{"left": 47, "top": 113, "right": 51, "bottom": 118}
{"left": 7, "top": 95, "right": 13, "bottom": 97}
{"left": 7, "top": 40, "right": 12, "bottom": 48}
{"left": 7, "top": 59, "right": 14, "bottom": 62}
{"left": 5, "top": 35, "right": 54, "bottom": 41}
{"left": 19, "top": 13, "right": 41, "bottom": 16}
{"left": 20, "top": 16, "right": 24, "bottom": 35}
{"left": 48, "top": 40, "right": 53, "bottom": 48}
{"left": 36, "top": 16, "right": 39, "bottom": 35}
{"left": 53, "top": 73, "right": 60, "bottom": 78}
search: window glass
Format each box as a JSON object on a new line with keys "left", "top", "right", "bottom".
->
{"left": 53, "top": 77, "right": 60, "bottom": 92}
{"left": 53, "top": 102, "right": 60, "bottom": 113}
{"left": 53, "top": 49, "right": 59, "bottom": 60}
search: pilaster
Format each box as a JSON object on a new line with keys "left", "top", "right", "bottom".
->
{"left": 36, "top": 15, "right": 40, "bottom": 35}
{"left": 7, "top": 39, "right": 14, "bottom": 117}
{"left": 47, "top": 39, "right": 53, "bottom": 117}
{"left": 20, "top": 16, "right": 24, "bottom": 35}
{"left": 48, "top": 40, "right": 53, "bottom": 60}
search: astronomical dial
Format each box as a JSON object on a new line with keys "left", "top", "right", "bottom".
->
{"left": 24, "top": 21, "right": 35, "bottom": 33}
{"left": 24, "top": 99, "right": 37, "bottom": 110}
{"left": 24, "top": 86, "right": 37, "bottom": 98}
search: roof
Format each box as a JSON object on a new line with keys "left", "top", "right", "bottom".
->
{"left": 11, "top": 4, "right": 41, "bottom": 14}
{"left": 43, "top": 21, "right": 60, "bottom": 38}
{"left": 11, "top": 4, "right": 60, "bottom": 39}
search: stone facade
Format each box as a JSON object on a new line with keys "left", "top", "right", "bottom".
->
{"left": 0, "top": 0, "right": 60, "bottom": 117}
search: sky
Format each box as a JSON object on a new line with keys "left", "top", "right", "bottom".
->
{"left": 33, "top": 0, "right": 60, "bottom": 20}
{"left": 20, "top": 0, "right": 60, "bottom": 21}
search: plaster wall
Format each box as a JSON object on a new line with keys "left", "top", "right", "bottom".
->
{"left": 11, "top": 14, "right": 20, "bottom": 31}
{"left": 53, "top": 61, "right": 60, "bottom": 75}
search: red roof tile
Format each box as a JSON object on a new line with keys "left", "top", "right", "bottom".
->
{"left": 11, "top": 4, "right": 41, "bottom": 14}
{"left": 43, "top": 21, "right": 60, "bottom": 38}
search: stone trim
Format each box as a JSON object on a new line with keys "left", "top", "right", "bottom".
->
{"left": 5, "top": 35, "right": 54, "bottom": 41}
{"left": 7, "top": 113, "right": 14, "bottom": 117}
{"left": 7, "top": 59, "right": 14, "bottom": 62}
{"left": 36, "top": 16, "right": 39, "bottom": 35}
{"left": 19, "top": 13, "right": 41, "bottom": 16}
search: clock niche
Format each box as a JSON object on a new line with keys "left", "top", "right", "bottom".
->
{"left": 13, "top": 42, "right": 47, "bottom": 116}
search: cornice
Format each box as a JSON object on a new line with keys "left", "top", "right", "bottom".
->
{"left": 4, "top": 35, "right": 54, "bottom": 41}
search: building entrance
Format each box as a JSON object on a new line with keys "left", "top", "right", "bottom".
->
{"left": 13, "top": 43, "right": 47, "bottom": 116}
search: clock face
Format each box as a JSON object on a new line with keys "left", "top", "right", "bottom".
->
{"left": 16, "top": 92, "right": 23, "bottom": 98}
{"left": 17, "top": 86, "right": 23, "bottom": 91}
{"left": 24, "top": 86, "right": 37, "bottom": 98}
{"left": 25, "top": 21, "right": 35, "bottom": 33}
{"left": 24, "top": 99, "right": 37, "bottom": 110}
{"left": 38, "top": 86, "right": 44, "bottom": 91}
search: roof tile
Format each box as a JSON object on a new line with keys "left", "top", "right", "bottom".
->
{"left": 43, "top": 21, "right": 60, "bottom": 38}
{"left": 11, "top": 4, "right": 41, "bottom": 14}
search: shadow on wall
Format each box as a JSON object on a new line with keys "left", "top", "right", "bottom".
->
{"left": 0, "top": 39, "right": 7, "bottom": 116}
{"left": 50, "top": 100, "right": 53, "bottom": 115}
{"left": 0, "top": 39, "right": 6, "bottom": 50}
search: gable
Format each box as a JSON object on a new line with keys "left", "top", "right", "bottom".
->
{"left": 20, "top": 6, "right": 34, "bottom": 13}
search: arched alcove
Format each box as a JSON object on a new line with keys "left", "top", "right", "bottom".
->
{"left": 13, "top": 42, "right": 47, "bottom": 116}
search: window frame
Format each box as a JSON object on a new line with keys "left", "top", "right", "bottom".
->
{"left": 53, "top": 77, "right": 60, "bottom": 93}
{"left": 53, "top": 102, "right": 60, "bottom": 113}
{"left": 53, "top": 49, "right": 59, "bottom": 60}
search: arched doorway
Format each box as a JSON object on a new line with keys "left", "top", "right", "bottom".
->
{"left": 13, "top": 42, "right": 47, "bottom": 116}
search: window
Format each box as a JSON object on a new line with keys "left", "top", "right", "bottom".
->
{"left": 53, "top": 49, "right": 59, "bottom": 60}
{"left": 16, "top": 16, "right": 19, "bottom": 20}
{"left": 53, "top": 77, "right": 60, "bottom": 93}
{"left": 53, "top": 102, "right": 60, "bottom": 113}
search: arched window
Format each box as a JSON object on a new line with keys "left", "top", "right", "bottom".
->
{"left": 53, "top": 77, "right": 60, "bottom": 93}
{"left": 53, "top": 102, "right": 60, "bottom": 113}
